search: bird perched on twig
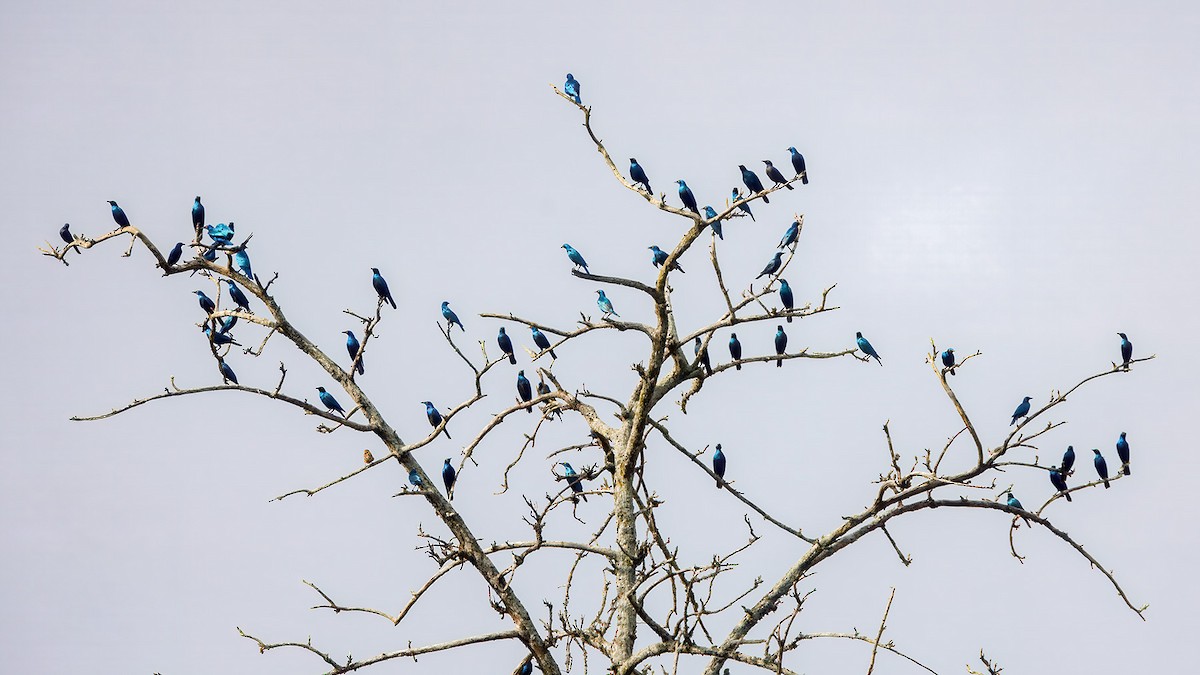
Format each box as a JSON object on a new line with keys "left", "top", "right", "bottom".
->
{"left": 763, "top": 160, "right": 793, "bottom": 190}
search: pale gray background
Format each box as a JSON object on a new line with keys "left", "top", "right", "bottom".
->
{"left": 2, "top": 1, "right": 1197, "bottom": 673}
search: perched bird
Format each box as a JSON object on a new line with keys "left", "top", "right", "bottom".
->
{"left": 107, "top": 200, "right": 130, "bottom": 228}
{"left": 713, "top": 444, "right": 726, "bottom": 488}
{"left": 629, "top": 158, "right": 652, "bottom": 194}
{"left": 1118, "top": 332, "right": 1133, "bottom": 367}
{"left": 1062, "top": 445, "right": 1076, "bottom": 476}
{"left": 787, "top": 147, "right": 809, "bottom": 184}
{"left": 166, "top": 242, "right": 183, "bottom": 266}
{"left": 564, "top": 73, "right": 581, "bottom": 104}
{"left": 763, "top": 160, "right": 793, "bottom": 190}
{"left": 224, "top": 279, "right": 251, "bottom": 312}
{"left": 694, "top": 336, "right": 712, "bottom": 376}
{"left": 343, "top": 330, "right": 364, "bottom": 375}
{"left": 497, "top": 327, "right": 516, "bottom": 364}
{"left": 363, "top": 449, "right": 374, "bottom": 464}
{"left": 233, "top": 248, "right": 253, "bottom": 280}
{"left": 676, "top": 180, "right": 699, "bottom": 214}
{"left": 1093, "top": 449, "right": 1111, "bottom": 488}
{"left": 1049, "top": 466, "right": 1072, "bottom": 501}
{"left": 774, "top": 325, "right": 787, "bottom": 367}
{"left": 1116, "top": 432, "right": 1131, "bottom": 475}
{"left": 731, "top": 188, "right": 755, "bottom": 221}
{"left": 192, "top": 196, "right": 205, "bottom": 232}
{"left": 701, "top": 206, "right": 724, "bottom": 240}
{"left": 536, "top": 379, "right": 561, "bottom": 419}
{"left": 1006, "top": 491, "right": 1032, "bottom": 526}
{"left": 219, "top": 359, "right": 238, "bottom": 385}
{"left": 562, "top": 244, "right": 590, "bottom": 274}
{"left": 422, "top": 401, "right": 451, "bottom": 438}
{"left": 649, "top": 245, "right": 684, "bottom": 273}
{"left": 561, "top": 462, "right": 587, "bottom": 503}
{"left": 1010, "top": 396, "right": 1032, "bottom": 426}
{"left": 316, "top": 386, "right": 346, "bottom": 416}
{"left": 728, "top": 333, "right": 742, "bottom": 370}
{"left": 517, "top": 370, "right": 533, "bottom": 412}
{"left": 371, "top": 268, "right": 397, "bottom": 309}
{"left": 596, "top": 290, "right": 619, "bottom": 317}
{"left": 203, "top": 326, "right": 240, "bottom": 346}
{"left": 441, "top": 301, "right": 465, "bottom": 331}
{"left": 756, "top": 251, "right": 784, "bottom": 279}
{"left": 531, "top": 326, "right": 557, "bottom": 359}
{"left": 856, "top": 332, "right": 882, "bottom": 365}
{"left": 218, "top": 315, "right": 238, "bottom": 334}
{"left": 59, "top": 224, "right": 81, "bottom": 255}
{"left": 202, "top": 248, "right": 217, "bottom": 262}
{"left": 442, "top": 459, "right": 456, "bottom": 499}
{"left": 738, "top": 165, "right": 769, "bottom": 203}
{"left": 779, "top": 279, "right": 794, "bottom": 322}
{"left": 206, "top": 222, "right": 234, "bottom": 246}
{"left": 408, "top": 469, "right": 424, "bottom": 488}
{"left": 779, "top": 220, "right": 798, "bottom": 249}
{"left": 518, "top": 657, "right": 533, "bottom": 675}
{"left": 941, "top": 348, "right": 956, "bottom": 375}
{"left": 194, "top": 290, "right": 216, "bottom": 314}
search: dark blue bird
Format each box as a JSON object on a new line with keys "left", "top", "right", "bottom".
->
{"left": 774, "top": 325, "right": 787, "bottom": 367}
{"left": 1093, "top": 449, "right": 1110, "bottom": 488}
{"left": 224, "top": 279, "right": 251, "bottom": 312}
{"left": 941, "top": 348, "right": 956, "bottom": 376}
{"left": 738, "top": 165, "right": 768, "bottom": 203}
{"left": 779, "top": 220, "right": 798, "bottom": 249}
{"left": 343, "top": 330, "right": 364, "bottom": 375}
{"left": 218, "top": 315, "right": 238, "bottom": 334}
{"left": 219, "top": 359, "right": 238, "bottom": 385}
{"left": 1116, "top": 432, "right": 1131, "bottom": 475}
{"left": 497, "top": 327, "right": 516, "bottom": 364}
{"left": 517, "top": 370, "right": 533, "bottom": 412}
{"left": 763, "top": 160, "right": 793, "bottom": 190}
{"left": 107, "top": 200, "right": 130, "bottom": 228}
{"left": 676, "top": 180, "right": 700, "bottom": 215}
{"left": 192, "top": 196, "right": 205, "bottom": 232}
{"left": 194, "top": 290, "right": 216, "bottom": 314}
{"left": 203, "top": 326, "right": 240, "bottom": 347}
{"left": 518, "top": 658, "right": 533, "bottom": 675}
{"left": 564, "top": 73, "right": 581, "bottom": 104}
{"left": 59, "top": 224, "right": 81, "bottom": 255}
{"left": 442, "top": 458, "right": 456, "bottom": 499}
{"left": 1118, "top": 332, "right": 1132, "bottom": 367}
{"left": 316, "top": 386, "right": 346, "bottom": 417}
{"left": 1006, "top": 491, "right": 1032, "bottom": 525}
{"left": 787, "top": 147, "right": 809, "bottom": 184}
{"left": 233, "top": 249, "right": 253, "bottom": 280}
{"left": 779, "top": 279, "right": 794, "bottom": 322}
{"left": 1010, "top": 396, "right": 1032, "bottom": 426}
{"left": 649, "top": 245, "right": 684, "bottom": 273}
{"left": 441, "top": 301, "right": 465, "bottom": 332}
{"left": 371, "top": 268, "right": 396, "bottom": 309}
{"left": 713, "top": 444, "right": 726, "bottom": 488}
{"left": 423, "top": 401, "right": 451, "bottom": 439}
{"left": 562, "top": 244, "right": 590, "bottom": 274}
{"left": 1050, "top": 466, "right": 1072, "bottom": 501}
{"left": 408, "top": 469, "right": 424, "bottom": 488}
{"left": 596, "top": 290, "right": 619, "bottom": 318}
{"left": 166, "top": 242, "right": 183, "bottom": 267}
{"left": 629, "top": 158, "right": 652, "bottom": 194}
{"left": 531, "top": 326, "right": 557, "bottom": 359}
{"left": 203, "top": 248, "right": 218, "bottom": 262}
{"left": 728, "top": 333, "right": 742, "bottom": 370}
{"left": 561, "top": 462, "right": 586, "bottom": 503}
{"left": 694, "top": 336, "right": 712, "bottom": 376}
{"left": 856, "top": 332, "right": 882, "bottom": 365}
{"left": 756, "top": 251, "right": 784, "bottom": 279}
{"left": 537, "top": 379, "right": 561, "bottom": 419}
{"left": 731, "top": 188, "right": 755, "bottom": 221}
{"left": 701, "top": 206, "right": 724, "bottom": 240}
{"left": 1062, "top": 445, "right": 1076, "bottom": 476}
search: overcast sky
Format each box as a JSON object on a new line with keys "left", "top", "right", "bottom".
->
{"left": 2, "top": 2, "right": 1198, "bottom": 673}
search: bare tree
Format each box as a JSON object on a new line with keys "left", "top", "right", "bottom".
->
{"left": 39, "top": 86, "right": 1151, "bottom": 675}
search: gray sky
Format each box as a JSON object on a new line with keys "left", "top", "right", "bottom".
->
{"left": 2, "top": 1, "right": 1197, "bottom": 673}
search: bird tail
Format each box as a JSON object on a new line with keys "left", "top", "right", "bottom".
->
{"left": 786, "top": 316, "right": 792, "bottom": 323}
{"left": 388, "top": 297, "right": 397, "bottom": 309}
{"left": 705, "top": 364, "right": 713, "bottom": 376}
{"left": 1062, "top": 491, "right": 1072, "bottom": 502}
{"left": 442, "top": 428, "right": 452, "bottom": 440}
{"left": 356, "top": 361, "right": 365, "bottom": 375}
{"left": 526, "top": 406, "right": 532, "bottom": 414}
{"left": 785, "top": 184, "right": 794, "bottom": 190}
{"left": 716, "top": 478, "right": 723, "bottom": 489}
{"left": 876, "top": 357, "right": 883, "bottom": 366}
{"left": 948, "top": 368, "right": 955, "bottom": 376}
{"left": 749, "top": 211, "right": 756, "bottom": 222}
{"left": 508, "top": 353, "right": 516, "bottom": 365}
{"left": 762, "top": 195, "right": 770, "bottom": 204}
{"left": 801, "top": 174, "right": 809, "bottom": 185}
{"left": 1010, "top": 418, "right": 1017, "bottom": 426}
{"left": 1122, "top": 464, "right": 1131, "bottom": 476}
{"left": 1103, "top": 479, "right": 1110, "bottom": 488}
{"left": 646, "top": 182, "right": 652, "bottom": 194}
{"left": 735, "top": 362, "right": 741, "bottom": 370}
{"left": 549, "top": 348, "right": 557, "bottom": 359}
{"left": 776, "top": 358, "right": 782, "bottom": 368}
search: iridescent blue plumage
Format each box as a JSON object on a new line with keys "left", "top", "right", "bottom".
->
{"left": 517, "top": 370, "right": 533, "bottom": 412}
{"left": 1116, "top": 432, "right": 1131, "bottom": 475}
{"left": 1010, "top": 396, "right": 1032, "bottom": 426}
{"left": 779, "top": 220, "right": 798, "bottom": 249}
{"left": 731, "top": 188, "right": 755, "bottom": 221}
{"left": 441, "top": 301, "right": 464, "bottom": 332}
{"left": 166, "top": 242, "right": 183, "bottom": 267}
{"left": 787, "top": 147, "right": 809, "bottom": 184}
{"left": 713, "top": 444, "right": 726, "bottom": 488}
{"left": 649, "top": 245, "right": 684, "bottom": 273}
{"left": 596, "top": 290, "right": 619, "bottom": 318}
{"left": 193, "top": 290, "right": 216, "bottom": 315}
{"left": 778, "top": 279, "right": 794, "bottom": 322}
{"left": 497, "top": 327, "right": 516, "bottom": 364}
{"left": 343, "top": 330, "right": 364, "bottom": 375}
{"left": 629, "top": 158, "right": 652, "bottom": 194}
{"left": 738, "top": 165, "right": 768, "bottom": 203}
{"left": 702, "top": 206, "right": 724, "bottom": 240}
{"left": 728, "top": 333, "right": 742, "bottom": 370}
{"left": 442, "top": 459, "right": 456, "bottom": 499}
{"left": 676, "top": 180, "right": 699, "bottom": 214}
{"left": 774, "top": 325, "right": 787, "bottom": 367}
{"left": 107, "top": 200, "right": 130, "bottom": 228}
{"left": 756, "top": 252, "right": 783, "bottom": 279}
{"left": 564, "top": 73, "right": 581, "bottom": 104}
{"left": 531, "top": 326, "right": 557, "bottom": 359}
{"left": 694, "top": 337, "right": 712, "bottom": 376}
{"left": 224, "top": 279, "right": 251, "bottom": 312}
{"left": 1093, "top": 449, "right": 1110, "bottom": 488}
{"left": 856, "top": 332, "right": 882, "bottom": 365}
{"left": 1050, "top": 466, "right": 1072, "bottom": 501}
{"left": 561, "top": 462, "right": 586, "bottom": 503}
{"left": 371, "top": 268, "right": 397, "bottom": 309}
{"left": 561, "top": 244, "right": 590, "bottom": 274}
{"left": 316, "top": 386, "right": 346, "bottom": 417}
{"left": 941, "top": 348, "right": 956, "bottom": 376}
